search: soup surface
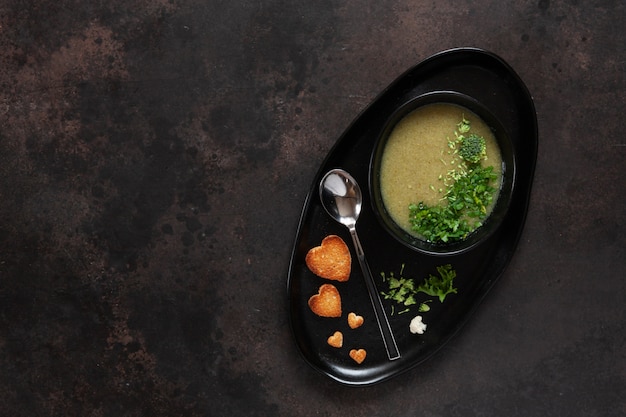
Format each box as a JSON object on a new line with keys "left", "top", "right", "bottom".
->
{"left": 379, "top": 103, "right": 502, "bottom": 241}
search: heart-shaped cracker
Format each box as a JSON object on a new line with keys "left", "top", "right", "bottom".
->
{"left": 349, "top": 349, "right": 367, "bottom": 364}
{"left": 308, "top": 284, "right": 342, "bottom": 317}
{"left": 348, "top": 312, "right": 364, "bottom": 329}
{"left": 327, "top": 331, "right": 343, "bottom": 348}
{"left": 305, "top": 235, "right": 351, "bottom": 282}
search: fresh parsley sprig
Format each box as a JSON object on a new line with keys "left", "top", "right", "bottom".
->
{"left": 415, "top": 264, "right": 457, "bottom": 303}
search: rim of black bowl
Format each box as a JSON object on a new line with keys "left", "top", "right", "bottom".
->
{"left": 369, "top": 90, "right": 517, "bottom": 256}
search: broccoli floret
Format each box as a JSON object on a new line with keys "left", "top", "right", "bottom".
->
{"left": 458, "top": 133, "right": 486, "bottom": 164}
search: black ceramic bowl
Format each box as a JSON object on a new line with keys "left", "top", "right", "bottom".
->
{"left": 369, "top": 91, "right": 516, "bottom": 256}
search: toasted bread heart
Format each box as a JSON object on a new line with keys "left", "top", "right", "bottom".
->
{"left": 305, "top": 235, "right": 351, "bottom": 282}
{"left": 349, "top": 349, "right": 367, "bottom": 364}
{"left": 308, "top": 284, "right": 342, "bottom": 317}
{"left": 348, "top": 312, "right": 364, "bottom": 329}
{"left": 327, "top": 331, "right": 343, "bottom": 348}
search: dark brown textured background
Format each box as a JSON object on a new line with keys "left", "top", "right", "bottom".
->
{"left": 0, "top": 0, "right": 624, "bottom": 416}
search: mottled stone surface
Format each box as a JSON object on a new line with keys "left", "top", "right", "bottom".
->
{"left": 0, "top": 0, "right": 624, "bottom": 416}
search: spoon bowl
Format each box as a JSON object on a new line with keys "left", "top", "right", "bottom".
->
{"left": 319, "top": 170, "right": 362, "bottom": 227}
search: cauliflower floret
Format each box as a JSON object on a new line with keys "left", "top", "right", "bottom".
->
{"left": 409, "top": 315, "right": 427, "bottom": 334}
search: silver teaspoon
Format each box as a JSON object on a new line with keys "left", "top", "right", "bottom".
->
{"left": 319, "top": 168, "right": 400, "bottom": 361}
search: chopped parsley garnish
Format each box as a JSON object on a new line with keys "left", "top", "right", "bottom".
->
{"left": 408, "top": 116, "right": 498, "bottom": 244}
{"left": 418, "top": 300, "right": 432, "bottom": 312}
{"left": 409, "top": 165, "right": 497, "bottom": 242}
{"left": 380, "top": 264, "right": 417, "bottom": 309}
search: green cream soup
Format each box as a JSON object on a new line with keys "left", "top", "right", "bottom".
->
{"left": 379, "top": 103, "right": 503, "bottom": 242}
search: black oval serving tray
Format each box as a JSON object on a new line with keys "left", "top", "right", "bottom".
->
{"left": 287, "top": 48, "right": 538, "bottom": 386}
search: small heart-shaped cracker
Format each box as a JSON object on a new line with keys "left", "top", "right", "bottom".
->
{"left": 327, "top": 331, "right": 343, "bottom": 348}
{"left": 349, "top": 349, "right": 367, "bottom": 364}
{"left": 305, "top": 235, "right": 351, "bottom": 282}
{"left": 308, "top": 284, "right": 342, "bottom": 317}
{"left": 347, "top": 312, "right": 364, "bottom": 329}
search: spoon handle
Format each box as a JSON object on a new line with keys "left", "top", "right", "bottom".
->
{"left": 349, "top": 227, "right": 401, "bottom": 361}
